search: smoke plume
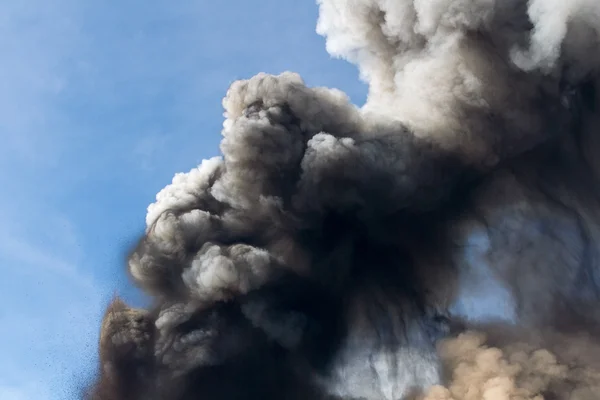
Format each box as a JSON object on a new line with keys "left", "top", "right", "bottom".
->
{"left": 420, "top": 327, "right": 600, "bottom": 400}
{"left": 88, "top": 1, "right": 600, "bottom": 399}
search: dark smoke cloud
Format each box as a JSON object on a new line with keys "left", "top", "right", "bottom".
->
{"left": 88, "top": 1, "right": 600, "bottom": 399}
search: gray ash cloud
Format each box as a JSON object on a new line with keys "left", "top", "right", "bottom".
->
{"left": 87, "top": 1, "right": 600, "bottom": 399}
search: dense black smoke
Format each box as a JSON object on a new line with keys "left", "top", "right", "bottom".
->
{"left": 87, "top": 1, "right": 600, "bottom": 399}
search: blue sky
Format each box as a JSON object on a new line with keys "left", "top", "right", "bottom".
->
{"left": 0, "top": 1, "right": 367, "bottom": 399}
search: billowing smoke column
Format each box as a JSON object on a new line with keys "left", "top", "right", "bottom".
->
{"left": 88, "top": 1, "right": 600, "bottom": 399}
